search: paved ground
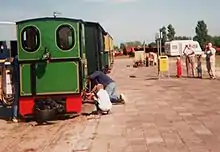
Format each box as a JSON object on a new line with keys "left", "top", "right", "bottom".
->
{"left": 1, "top": 58, "right": 220, "bottom": 152}
{"left": 90, "top": 58, "right": 220, "bottom": 152}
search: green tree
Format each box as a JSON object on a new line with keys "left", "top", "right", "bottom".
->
{"left": 211, "top": 36, "right": 220, "bottom": 47}
{"left": 167, "top": 24, "right": 176, "bottom": 41}
{"left": 193, "top": 20, "right": 209, "bottom": 48}
{"left": 120, "top": 43, "right": 126, "bottom": 50}
{"left": 160, "top": 26, "right": 167, "bottom": 46}
{"left": 120, "top": 43, "right": 126, "bottom": 55}
{"left": 148, "top": 42, "right": 156, "bottom": 47}
{"left": 125, "top": 41, "right": 142, "bottom": 47}
{"left": 113, "top": 45, "right": 119, "bottom": 51}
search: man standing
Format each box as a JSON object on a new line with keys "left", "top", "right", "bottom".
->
{"left": 183, "top": 44, "right": 195, "bottom": 77}
{"left": 10, "top": 55, "right": 19, "bottom": 123}
{"left": 87, "top": 71, "right": 125, "bottom": 104}
{"left": 205, "top": 43, "right": 216, "bottom": 79}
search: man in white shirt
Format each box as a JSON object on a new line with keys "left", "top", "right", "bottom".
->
{"left": 86, "top": 84, "right": 112, "bottom": 114}
{"left": 205, "top": 43, "right": 216, "bottom": 79}
{"left": 183, "top": 44, "right": 195, "bottom": 77}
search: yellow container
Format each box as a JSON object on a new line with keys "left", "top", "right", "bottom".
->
{"left": 158, "top": 56, "right": 169, "bottom": 72}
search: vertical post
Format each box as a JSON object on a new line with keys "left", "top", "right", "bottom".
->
{"left": 156, "top": 39, "right": 159, "bottom": 55}
{"left": 157, "top": 39, "right": 160, "bottom": 77}
{"left": 155, "top": 33, "right": 159, "bottom": 55}
{"left": 143, "top": 41, "right": 146, "bottom": 65}
{"left": 155, "top": 33, "right": 160, "bottom": 77}
{"left": 159, "top": 31, "right": 162, "bottom": 56}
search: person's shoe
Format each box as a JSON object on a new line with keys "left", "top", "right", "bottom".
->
{"left": 12, "top": 118, "right": 18, "bottom": 123}
{"left": 119, "top": 93, "right": 126, "bottom": 104}
{"left": 102, "top": 110, "right": 110, "bottom": 115}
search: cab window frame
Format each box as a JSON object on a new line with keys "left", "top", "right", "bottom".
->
{"left": 56, "top": 24, "right": 75, "bottom": 51}
{"left": 21, "top": 25, "right": 40, "bottom": 53}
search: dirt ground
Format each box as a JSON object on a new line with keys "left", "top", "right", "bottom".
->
{"left": 1, "top": 58, "right": 220, "bottom": 152}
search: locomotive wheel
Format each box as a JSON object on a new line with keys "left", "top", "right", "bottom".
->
{"left": 34, "top": 107, "right": 56, "bottom": 124}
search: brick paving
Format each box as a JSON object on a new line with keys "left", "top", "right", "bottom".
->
{"left": 89, "top": 58, "right": 220, "bottom": 152}
{"left": 1, "top": 57, "right": 220, "bottom": 152}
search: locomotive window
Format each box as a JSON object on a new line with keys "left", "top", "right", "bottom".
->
{"left": 21, "top": 26, "right": 40, "bottom": 52}
{"left": 56, "top": 25, "right": 75, "bottom": 51}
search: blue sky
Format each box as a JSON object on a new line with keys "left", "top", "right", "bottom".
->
{"left": 0, "top": 0, "right": 220, "bottom": 45}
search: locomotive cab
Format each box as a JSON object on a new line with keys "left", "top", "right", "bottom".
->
{"left": 16, "top": 18, "right": 87, "bottom": 122}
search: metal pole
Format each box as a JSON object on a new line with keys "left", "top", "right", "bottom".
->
{"left": 157, "top": 39, "right": 160, "bottom": 76}
{"left": 159, "top": 31, "right": 162, "bottom": 56}
{"left": 156, "top": 39, "right": 159, "bottom": 55}
{"left": 155, "top": 33, "right": 160, "bottom": 71}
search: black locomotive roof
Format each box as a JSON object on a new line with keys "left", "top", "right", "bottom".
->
{"left": 84, "top": 21, "right": 107, "bottom": 35}
{"left": 16, "top": 17, "right": 109, "bottom": 36}
{"left": 16, "top": 17, "right": 83, "bottom": 24}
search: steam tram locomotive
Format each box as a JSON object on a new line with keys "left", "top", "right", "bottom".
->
{"left": 0, "top": 17, "right": 114, "bottom": 122}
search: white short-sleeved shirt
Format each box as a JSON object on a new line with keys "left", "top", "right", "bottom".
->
{"left": 184, "top": 48, "right": 195, "bottom": 57}
{"left": 96, "top": 89, "right": 112, "bottom": 111}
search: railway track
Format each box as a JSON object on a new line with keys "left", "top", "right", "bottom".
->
{"left": 0, "top": 104, "right": 99, "bottom": 152}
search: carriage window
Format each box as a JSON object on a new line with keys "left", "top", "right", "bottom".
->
{"left": 172, "top": 45, "right": 178, "bottom": 49}
{"left": 165, "top": 44, "right": 170, "bottom": 50}
{"left": 192, "top": 44, "right": 198, "bottom": 48}
{"left": 56, "top": 25, "right": 75, "bottom": 51}
{"left": 21, "top": 26, "right": 40, "bottom": 52}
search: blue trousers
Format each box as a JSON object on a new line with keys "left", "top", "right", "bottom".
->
{"left": 105, "top": 82, "right": 120, "bottom": 103}
{"left": 12, "top": 82, "right": 19, "bottom": 118}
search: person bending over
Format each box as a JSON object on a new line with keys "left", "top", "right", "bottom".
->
{"left": 87, "top": 71, "right": 125, "bottom": 104}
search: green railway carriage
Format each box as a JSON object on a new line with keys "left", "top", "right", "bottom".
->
{"left": 16, "top": 17, "right": 112, "bottom": 122}
{"left": 84, "top": 21, "right": 106, "bottom": 75}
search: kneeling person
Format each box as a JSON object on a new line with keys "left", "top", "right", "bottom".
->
{"left": 87, "top": 84, "right": 112, "bottom": 114}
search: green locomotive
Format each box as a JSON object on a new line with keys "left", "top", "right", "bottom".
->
{"left": 16, "top": 17, "right": 114, "bottom": 122}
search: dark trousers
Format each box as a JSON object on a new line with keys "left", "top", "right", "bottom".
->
{"left": 12, "top": 82, "right": 19, "bottom": 118}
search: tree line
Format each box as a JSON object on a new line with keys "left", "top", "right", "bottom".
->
{"left": 116, "top": 20, "right": 220, "bottom": 51}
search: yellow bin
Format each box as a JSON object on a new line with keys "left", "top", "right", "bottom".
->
{"left": 158, "top": 56, "right": 169, "bottom": 72}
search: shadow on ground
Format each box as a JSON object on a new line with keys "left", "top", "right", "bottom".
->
{"left": 0, "top": 105, "right": 12, "bottom": 121}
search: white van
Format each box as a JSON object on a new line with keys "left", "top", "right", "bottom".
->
{"left": 165, "top": 40, "right": 203, "bottom": 56}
